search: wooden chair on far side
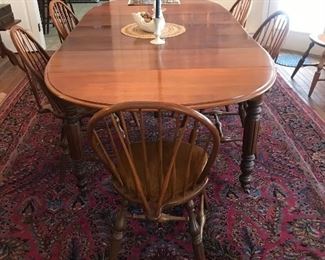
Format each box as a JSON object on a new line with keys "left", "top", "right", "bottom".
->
{"left": 229, "top": 0, "right": 253, "bottom": 27}
{"left": 10, "top": 25, "right": 92, "bottom": 155}
{"left": 253, "top": 10, "right": 290, "bottom": 60}
{"left": 88, "top": 101, "right": 220, "bottom": 260}
{"left": 49, "top": 0, "right": 79, "bottom": 42}
{"left": 206, "top": 11, "right": 289, "bottom": 143}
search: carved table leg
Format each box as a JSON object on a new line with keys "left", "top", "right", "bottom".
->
{"left": 239, "top": 95, "right": 263, "bottom": 193}
{"left": 62, "top": 103, "right": 87, "bottom": 205}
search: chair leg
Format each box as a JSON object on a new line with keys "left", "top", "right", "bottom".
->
{"left": 202, "top": 189, "right": 209, "bottom": 210}
{"left": 291, "top": 41, "right": 315, "bottom": 79}
{"left": 110, "top": 201, "right": 128, "bottom": 260}
{"left": 309, "top": 71, "right": 321, "bottom": 97}
{"left": 187, "top": 200, "right": 206, "bottom": 260}
{"left": 238, "top": 102, "right": 247, "bottom": 126}
{"left": 309, "top": 50, "right": 325, "bottom": 97}
{"left": 213, "top": 113, "right": 225, "bottom": 141}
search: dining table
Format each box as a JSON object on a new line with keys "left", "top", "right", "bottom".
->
{"left": 44, "top": 0, "right": 276, "bottom": 193}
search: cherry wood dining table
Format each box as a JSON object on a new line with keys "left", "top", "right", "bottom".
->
{"left": 45, "top": 0, "right": 276, "bottom": 192}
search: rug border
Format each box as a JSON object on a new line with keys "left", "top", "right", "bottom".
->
{"left": 0, "top": 76, "right": 29, "bottom": 123}
{"left": 276, "top": 71, "right": 325, "bottom": 134}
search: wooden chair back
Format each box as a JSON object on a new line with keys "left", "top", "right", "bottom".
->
{"left": 10, "top": 25, "right": 64, "bottom": 116}
{"left": 88, "top": 102, "right": 220, "bottom": 221}
{"left": 253, "top": 11, "right": 290, "bottom": 60}
{"left": 49, "top": 0, "right": 79, "bottom": 42}
{"left": 229, "top": 0, "right": 253, "bottom": 27}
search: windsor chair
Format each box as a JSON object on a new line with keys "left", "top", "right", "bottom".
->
{"left": 10, "top": 25, "right": 92, "bottom": 155}
{"left": 49, "top": 0, "right": 79, "bottom": 42}
{"left": 229, "top": 0, "right": 252, "bottom": 27}
{"left": 253, "top": 10, "right": 290, "bottom": 60}
{"left": 88, "top": 101, "right": 220, "bottom": 259}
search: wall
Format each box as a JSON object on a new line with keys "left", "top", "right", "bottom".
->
{"left": 0, "top": 0, "right": 45, "bottom": 51}
{"left": 268, "top": 0, "right": 324, "bottom": 55}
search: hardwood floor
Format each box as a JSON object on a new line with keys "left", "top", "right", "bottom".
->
{"left": 0, "top": 56, "right": 25, "bottom": 104}
{"left": 0, "top": 55, "right": 324, "bottom": 121}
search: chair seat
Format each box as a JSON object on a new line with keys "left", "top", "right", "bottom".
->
{"left": 113, "top": 141, "right": 208, "bottom": 205}
{"left": 309, "top": 34, "right": 325, "bottom": 48}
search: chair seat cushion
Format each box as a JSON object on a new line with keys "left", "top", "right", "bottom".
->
{"left": 113, "top": 141, "right": 208, "bottom": 204}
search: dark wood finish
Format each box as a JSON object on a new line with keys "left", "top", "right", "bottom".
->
{"left": 88, "top": 101, "right": 220, "bottom": 259}
{"left": 229, "top": 0, "right": 252, "bottom": 27}
{"left": 239, "top": 95, "right": 262, "bottom": 193}
{"left": 0, "top": 19, "right": 23, "bottom": 69}
{"left": 291, "top": 34, "right": 325, "bottom": 97}
{"left": 49, "top": 0, "right": 79, "bottom": 42}
{"left": 45, "top": 0, "right": 276, "bottom": 191}
{"left": 253, "top": 11, "right": 290, "bottom": 60}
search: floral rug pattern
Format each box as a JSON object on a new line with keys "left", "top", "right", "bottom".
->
{"left": 0, "top": 74, "right": 324, "bottom": 259}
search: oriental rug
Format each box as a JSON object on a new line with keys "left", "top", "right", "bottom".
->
{"left": 0, "top": 74, "right": 324, "bottom": 259}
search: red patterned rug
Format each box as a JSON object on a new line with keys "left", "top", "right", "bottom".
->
{"left": 0, "top": 74, "right": 324, "bottom": 259}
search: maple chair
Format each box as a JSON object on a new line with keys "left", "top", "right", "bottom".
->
{"left": 88, "top": 101, "right": 220, "bottom": 260}
{"left": 49, "top": 0, "right": 79, "bottom": 42}
{"left": 253, "top": 11, "right": 290, "bottom": 60}
{"left": 229, "top": 0, "right": 253, "bottom": 27}
{"left": 10, "top": 25, "right": 91, "bottom": 153}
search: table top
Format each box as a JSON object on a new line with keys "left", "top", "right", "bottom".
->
{"left": 45, "top": 0, "right": 276, "bottom": 109}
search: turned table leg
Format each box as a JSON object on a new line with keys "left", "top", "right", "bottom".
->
{"left": 63, "top": 104, "right": 88, "bottom": 205}
{"left": 239, "top": 95, "right": 263, "bottom": 193}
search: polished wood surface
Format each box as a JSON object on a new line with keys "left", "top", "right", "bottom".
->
{"left": 45, "top": 0, "right": 276, "bottom": 110}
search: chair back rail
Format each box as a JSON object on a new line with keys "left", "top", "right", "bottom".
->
{"left": 88, "top": 102, "right": 220, "bottom": 220}
{"left": 229, "top": 0, "right": 253, "bottom": 27}
{"left": 49, "top": 0, "right": 79, "bottom": 42}
{"left": 253, "top": 11, "right": 290, "bottom": 60}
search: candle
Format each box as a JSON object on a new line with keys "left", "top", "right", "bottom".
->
{"left": 155, "top": 0, "right": 160, "bottom": 18}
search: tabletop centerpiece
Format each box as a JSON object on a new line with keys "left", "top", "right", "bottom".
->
{"left": 150, "top": 0, "right": 166, "bottom": 45}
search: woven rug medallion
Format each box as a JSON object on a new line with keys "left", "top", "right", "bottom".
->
{"left": 0, "top": 74, "right": 324, "bottom": 259}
